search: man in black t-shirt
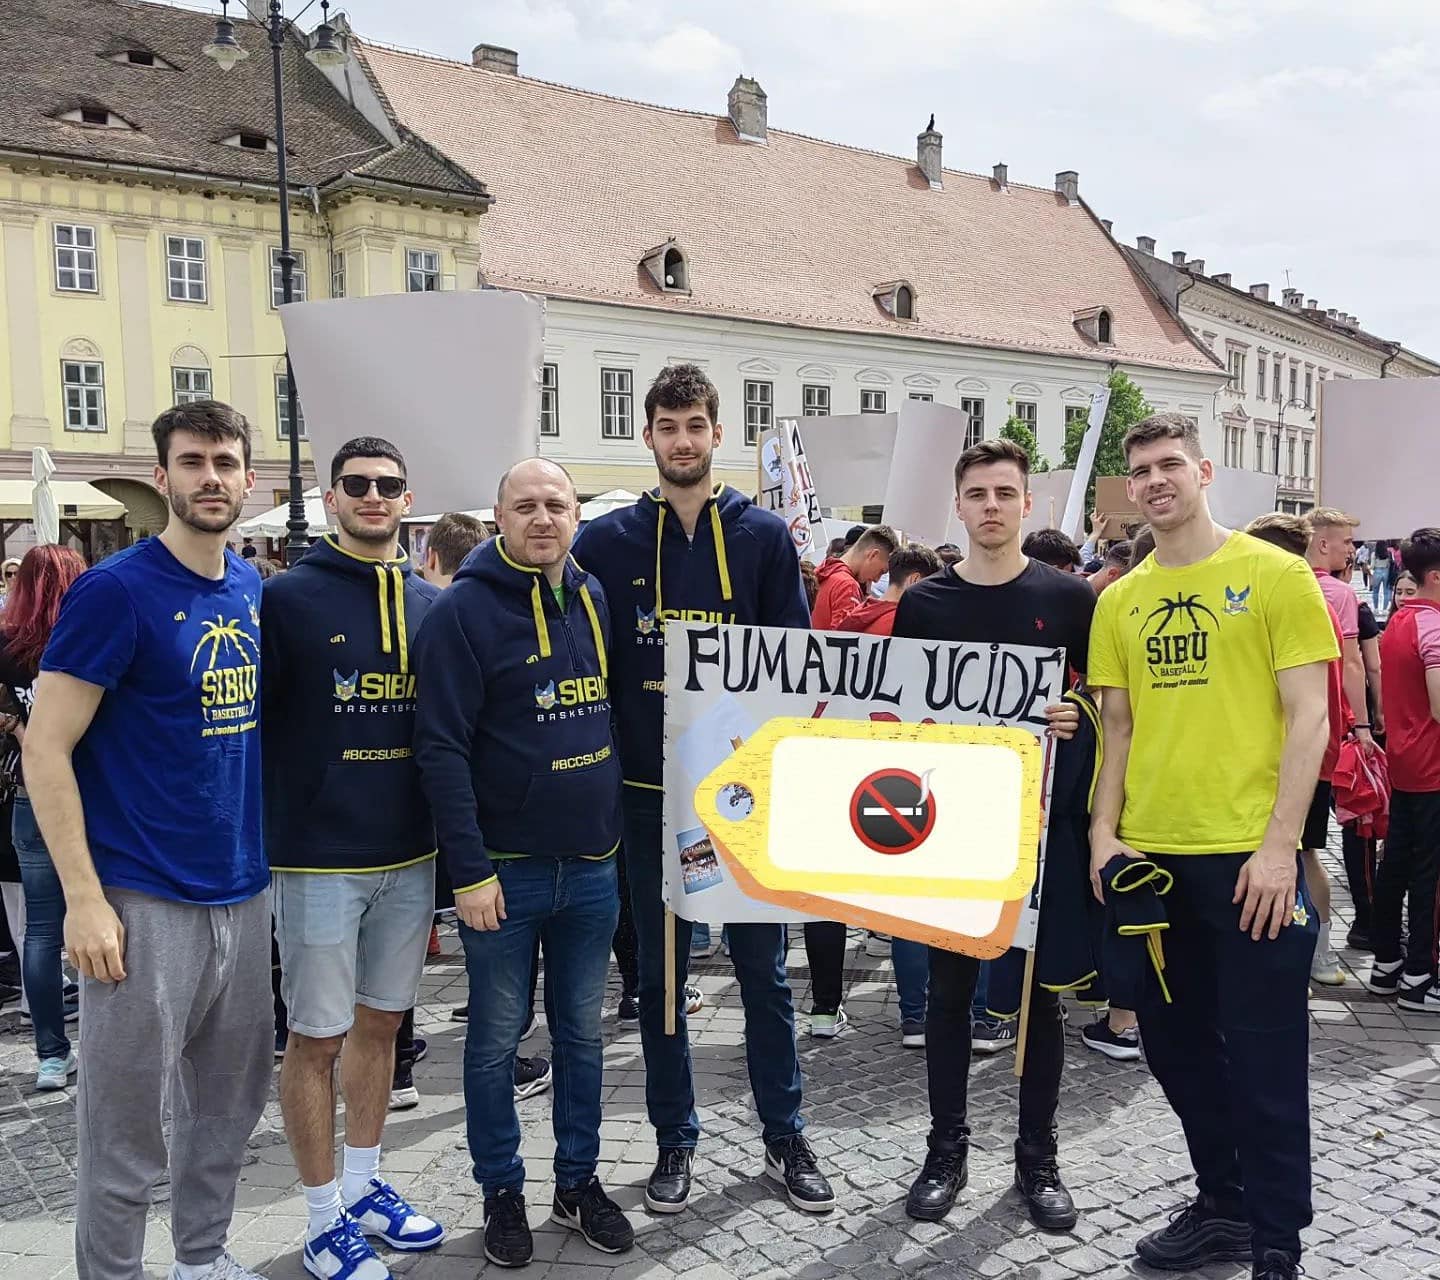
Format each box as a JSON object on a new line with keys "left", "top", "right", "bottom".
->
{"left": 894, "top": 439, "right": 1095, "bottom": 1232}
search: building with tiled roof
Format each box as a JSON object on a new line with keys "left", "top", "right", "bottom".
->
{"left": 327, "top": 35, "right": 1229, "bottom": 494}
{"left": 1123, "top": 237, "right": 1440, "bottom": 514}
{"left": 0, "top": 0, "right": 491, "bottom": 557}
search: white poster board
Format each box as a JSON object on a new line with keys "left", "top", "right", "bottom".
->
{"left": 280, "top": 289, "right": 545, "bottom": 515}
{"left": 1207, "top": 466, "right": 1281, "bottom": 528}
{"left": 881, "top": 401, "right": 971, "bottom": 545}
{"left": 1319, "top": 376, "right": 1440, "bottom": 535}
{"left": 1059, "top": 385, "right": 1112, "bottom": 539}
{"left": 757, "top": 419, "right": 825, "bottom": 566}
{"left": 663, "top": 622, "right": 1063, "bottom": 954}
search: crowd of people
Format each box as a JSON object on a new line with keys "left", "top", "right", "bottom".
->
{"left": 0, "top": 361, "right": 1435, "bottom": 1280}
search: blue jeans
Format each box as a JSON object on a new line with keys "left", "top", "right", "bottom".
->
{"left": 622, "top": 788, "right": 804, "bottom": 1148}
{"left": 1372, "top": 566, "right": 1391, "bottom": 613}
{"left": 972, "top": 959, "right": 991, "bottom": 1021}
{"left": 891, "top": 937, "right": 930, "bottom": 1023}
{"left": 14, "top": 794, "right": 69, "bottom": 1061}
{"left": 459, "top": 855, "right": 618, "bottom": 1197}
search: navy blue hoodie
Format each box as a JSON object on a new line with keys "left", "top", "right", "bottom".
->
{"left": 412, "top": 536, "right": 621, "bottom": 892}
{"left": 261, "top": 535, "right": 439, "bottom": 872}
{"left": 572, "top": 483, "right": 808, "bottom": 789}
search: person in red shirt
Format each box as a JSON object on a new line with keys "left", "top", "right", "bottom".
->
{"left": 810, "top": 525, "right": 897, "bottom": 629}
{"left": 1367, "top": 528, "right": 1440, "bottom": 1013}
{"left": 837, "top": 543, "right": 941, "bottom": 636}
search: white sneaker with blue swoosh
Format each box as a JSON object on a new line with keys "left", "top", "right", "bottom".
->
{"left": 346, "top": 1178, "right": 445, "bottom": 1251}
{"left": 303, "top": 1213, "right": 389, "bottom": 1279}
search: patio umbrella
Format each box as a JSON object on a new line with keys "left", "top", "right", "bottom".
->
{"left": 31, "top": 447, "right": 59, "bottom": 546}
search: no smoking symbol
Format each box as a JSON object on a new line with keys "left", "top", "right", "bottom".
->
{"left": 849, "top": 769, "right": 937, "bottom": 855}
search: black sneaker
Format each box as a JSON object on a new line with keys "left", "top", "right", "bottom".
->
{"left": 274, "top": 1027, "right": 288, "bottom": 1059}
{"left": 1253, "top": 1249, "right": 1300, "bottom": 1279}
{"left": 1398, "top": 978, "right": 1440, "bottom": 1013}
{"left": 904, "top": 1140, "right": 968, "bottom": 1221}
{"left": 388, "top": 1064, "right": 419, "bottom": 1111}
{"left": 900, "top": 1018, "right": 926, "bottom": 1048}
{"left": 412, "top": 1036, "right": 428, "bottom": 1063}
{"left": 450, "top": 1003, "right": 470, "bottom": 1022}
{"left": 1345, "top": 924, "right": 1373, "bottom": 952}
{"left": 763, "top": 1134, "right": 835, "bottom": 1213}
{"left": 551, "top": 1178, "right": 634, "bottom": 1254}
{"left": 645, "top": 1147, "right": 694, "bottom": 1214}
{"left": 1013, "top": 1134, "right": 1077, "bottom": 1231}
{"left": 483, "top": 1189, "right": 532, "bottom": 1268}
{"left": 1364, "top": 958, "right": 1405, "bottom": 996}
{"left": 1135, "top": 1196, "right": 1252, "bottom": 1270}
{"left": 514, "top": 1055, "right": 552, "bottom": 1100}
{"left": 1079, "top": 1017, "right": 1142, "bottom": 1062}
{"left": 618, "top": 994, "right": 640, "bottom": 1023}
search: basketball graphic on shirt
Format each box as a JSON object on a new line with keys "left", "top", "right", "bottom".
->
{"left": 1142, "top": 591, "right": 1219, "bottom": 685}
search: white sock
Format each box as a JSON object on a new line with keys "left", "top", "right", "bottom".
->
{"left": 304, "top": 1180, "right": 344, "bottom": 1238}
{"left": 341, "top": 1144, "right": 382, "bottom": 1207}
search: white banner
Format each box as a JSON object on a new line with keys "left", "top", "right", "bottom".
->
{"left": 663, "top": 623, "right": 1063, "bottom": 955}
{"left": 757, "top": 419, "right": 824, "bottom": 566}
{"left": 1059, "top": 385, "right": 1112, "bottom": 540}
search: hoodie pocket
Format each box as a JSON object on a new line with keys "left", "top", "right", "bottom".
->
{"left": 307, "top": 757, "right": 430, "bottom": 855}
{"left": 507, "top": 756, "right": 622, "bottom": 856}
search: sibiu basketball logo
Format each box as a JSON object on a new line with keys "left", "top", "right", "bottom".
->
{"left": 191, "top": 614, "right": 259, "bottom": 734}
{"left": 636, "top": 605, "right": 657, "bottom": 636}
{"left": 1223, "top": 585, "right": 1251, "bottom": 616}
{"left": 534, "top": 680, "right": 558, "bottom": 710}
{"left": 334, "top": 670, "right": 359, "bottom": 703}
{"left": 1143, "top": 592, "right": 1218, "bottom": 686}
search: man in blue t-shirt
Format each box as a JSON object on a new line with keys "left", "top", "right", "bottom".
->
{"left": 25, "top": 401, "right": 270, "bottom": 1280}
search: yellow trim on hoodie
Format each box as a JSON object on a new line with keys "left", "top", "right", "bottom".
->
{"left": 650, "top": 482, "right": 733, "bottom": 615}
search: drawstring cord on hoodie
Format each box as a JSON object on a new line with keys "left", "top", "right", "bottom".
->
{"left": 374, "top": 565, "right": 410, "bottom": 673}
{"left": 652, "top": 489, "right": 733, "bottom": 618}
{"left": 519, "top": 554, "right": 607, "bottom": 677}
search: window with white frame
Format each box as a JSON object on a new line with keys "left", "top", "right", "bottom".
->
{"left": 860, "top": 389, "right": 887, "bottom": 414}
{"left": 962, "top": 397, "right": 986, "bottom": 449}
{"left": 1014, "top": 401, "right": 1038, "bottom": 430}
{"left": 270, "top": 246, "right": 307, "bottom": 307}
{"left": 54, "top": 224, "right": 98, "bottom": 292}
{"left": 1253, "top": 429, "right": 1265, "bottom": 472}
{"left": 172, "top": 366, "right": 212, "bottom": 405}
{"left": 276, "top": 373, "right": 307, "bottom": 439}
{"left": 539, "top": 363, "right": 559, "bottom": 437}
{"left": 62, "top": 360, "right": 105, "bottom": 431}
{"left": 1227, "top": 349, "right": 1246, "bottom": 390}
{"left": 600, "top": 368, "right": 633, "bottom": 439}
{"left": 330, "top": 249, "right": 346, "bottom": 299}
{"left": 1287, "top": 434, "right": 1297, "bottom": 477}
{"left": 908, "top": 392, "right": 933, "bottom": 402}
{"left": 1272, "top": 359, "right": 1282, "bottom": 401}
{"left": 1064, "top": 404, "right": 1089, "bottom": 431}
{"left": 166, "top": 234, "right": 206, "bottom": 302}
{"left": 1303, "top": 438, "right": 1312, "bottom": 479}
{"left": 1256, "top": 355, "right": 1267, "bottom": 399}
{"left": 1288, "top": 364, "right": 1298, "bottom": 404}
{"left": 1303, "top": 370, "right": 1313, "bottom": 408}
{"left": 406, "top": 248, "right": 440, "bottom": 292}
{"left": 802, "top": 384, "right": 830, "bottom": 416}
{"left": 743, "top": 379, "right": 773, "bottom": 446}
{"left": 1271, "top": 431, "right": 1281, "bottom": 475}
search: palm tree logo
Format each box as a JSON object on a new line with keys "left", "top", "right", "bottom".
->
{"left": 190, "top": 616, "right": 260, "bottom": 673}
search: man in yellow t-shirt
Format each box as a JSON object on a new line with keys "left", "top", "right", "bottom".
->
{"left": 1087, "top": 415, "right": 1335, "bottom": 1280}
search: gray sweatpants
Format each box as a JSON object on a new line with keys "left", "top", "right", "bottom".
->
{"left": 76, "top": 887, "right": 273, "bottom": 1280}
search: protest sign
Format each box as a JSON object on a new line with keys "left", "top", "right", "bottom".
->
{"left": 757, "top": 418, "right": 825, "bottom": 566}
{"left": 881, "top": 401, "right": 971, "bottom": 545}
{"left": 663, "top": 622, "right": 1063, "bottom": 956}
{"left": 1059, "top": 384, "right": 1111, "bottom": 538}
{"left": 280, "top": 289, "right": 544, "bottom": 515}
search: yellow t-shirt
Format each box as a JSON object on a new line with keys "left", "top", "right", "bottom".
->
{"left": 1088, "top": 531, "right": 1339, "bottom": 853}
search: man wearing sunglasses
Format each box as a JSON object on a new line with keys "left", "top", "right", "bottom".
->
{"left": 262, "top": 437, "right": 444, "bottom": 1280}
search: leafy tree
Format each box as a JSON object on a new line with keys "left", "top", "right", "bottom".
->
{"left": 999, "top": 410, "right": 1050, "bottom": 473}
{"left": 1061, "top": 369, "right": 1152, "bottom": 512}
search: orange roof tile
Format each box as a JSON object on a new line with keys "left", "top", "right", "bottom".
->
{"left": 358, "top": 42, "right": 1220, "bottom": 375}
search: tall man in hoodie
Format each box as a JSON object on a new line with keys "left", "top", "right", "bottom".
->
{"left": 263, "top": 437, "right": 444, "bottom": 1280}
{"left": 414, "top": 457, "right": 633, "bottom": 1269}
{"left": 811, "top": 524, "right": 898, "bottom": 629}
{"left": 573, "top": 363, "right": 835, "bottom": 1216}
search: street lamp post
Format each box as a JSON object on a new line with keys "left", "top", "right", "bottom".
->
{"left": 204, "top": 0, "right": 346, "bottom": 562}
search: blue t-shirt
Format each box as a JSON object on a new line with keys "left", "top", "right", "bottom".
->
{"left": 41, "top": 538, "right": 265, "bottom": 905}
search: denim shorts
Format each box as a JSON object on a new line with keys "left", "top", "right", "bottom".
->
{"left": 272, "top": 858, "right": 435, "bottom": 1037}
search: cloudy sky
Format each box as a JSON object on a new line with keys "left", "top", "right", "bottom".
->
{"left": 352, "top": 0, "right": 1439, "bottom": 357}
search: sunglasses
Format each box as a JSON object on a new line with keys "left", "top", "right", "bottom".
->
{"left": 337, "top": 475, "right": 406, "bottom": 500}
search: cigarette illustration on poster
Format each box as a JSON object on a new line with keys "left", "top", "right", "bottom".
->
{"left": 662, "top": 622, "right": 1064, "bottom": 958}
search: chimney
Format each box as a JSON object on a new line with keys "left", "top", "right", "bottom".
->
{"left": 1055, "top": 170, "right": 1079, "bottom": 204}
{"left": 917, "top": 116, "right": 942, "bottom": 189}
{"left": 1282, "top": 288, "right": 1303, "bottom": 310}
{"left": 1250, "top": 283, "right": 1269, "bottom": 301}
{"left": 1136, "top": 235, "right": 1156, "bottom": 255}
{"left": 1214, "top": 272, "right": 1231, "bottom": 286}
{"left": 1187, "top": 258, "right": 1205, "bottom": 275}
{"left": 472, "top": 44, "right": 518, "bottom": 74}
{"left": 1172, "top": 250, "right": 1187, "bottom": 266}
{"left": 1306, "top": 298, "right": 1320, "bottom": 310}
{"left": 992, "top": 162, "right": 1008, "bottom": 189}
{"left": 727, "top": 75, "right": 767, "bottom": 143}
{"left": 1100, "top": 218, "right": 1113, "bottom": 234}
{"left": 1326, "top": 308, "right": 1338, "bottom": 319}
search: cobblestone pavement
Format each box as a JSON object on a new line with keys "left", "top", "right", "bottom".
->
{"left": 2, "top": 839, "right": 1438, "bottom": 1279}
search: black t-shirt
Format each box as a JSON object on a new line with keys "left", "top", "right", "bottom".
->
{"left": 1358, "top": 601, "right": 1379, "bottom": 643}
{"left": 0, "top": 637, "right": 35, "bottom": 720}
{"left": 893, "top": 559, "right": 1096, "bottom": 681}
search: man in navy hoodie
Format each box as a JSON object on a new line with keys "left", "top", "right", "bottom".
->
{"left": 573, "top": 363, "right": 835, "bottom": 1217}
{"left": 414, "top": 457, "right": 633, "bottom": 1269}
{"left": 264, "top": 437, "right": 443, "bottom": 1280}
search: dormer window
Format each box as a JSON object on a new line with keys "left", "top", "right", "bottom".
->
{"left": 1072, "top": 305, "right": 1114, "bottom": 346}
{"left": 640, "top": 239, "right": 690, "bottom": 295}
{"left": 107, "top": 49, "right": 175, "bottom": 68}
{"left": 56, "top": 106, "right": 136, "bottom": 130}
{"left": 872, "top": 280, "right": 917, "bottom": 321}
{"left": 221, "top": 131, "right": 277, "bottom": 152}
